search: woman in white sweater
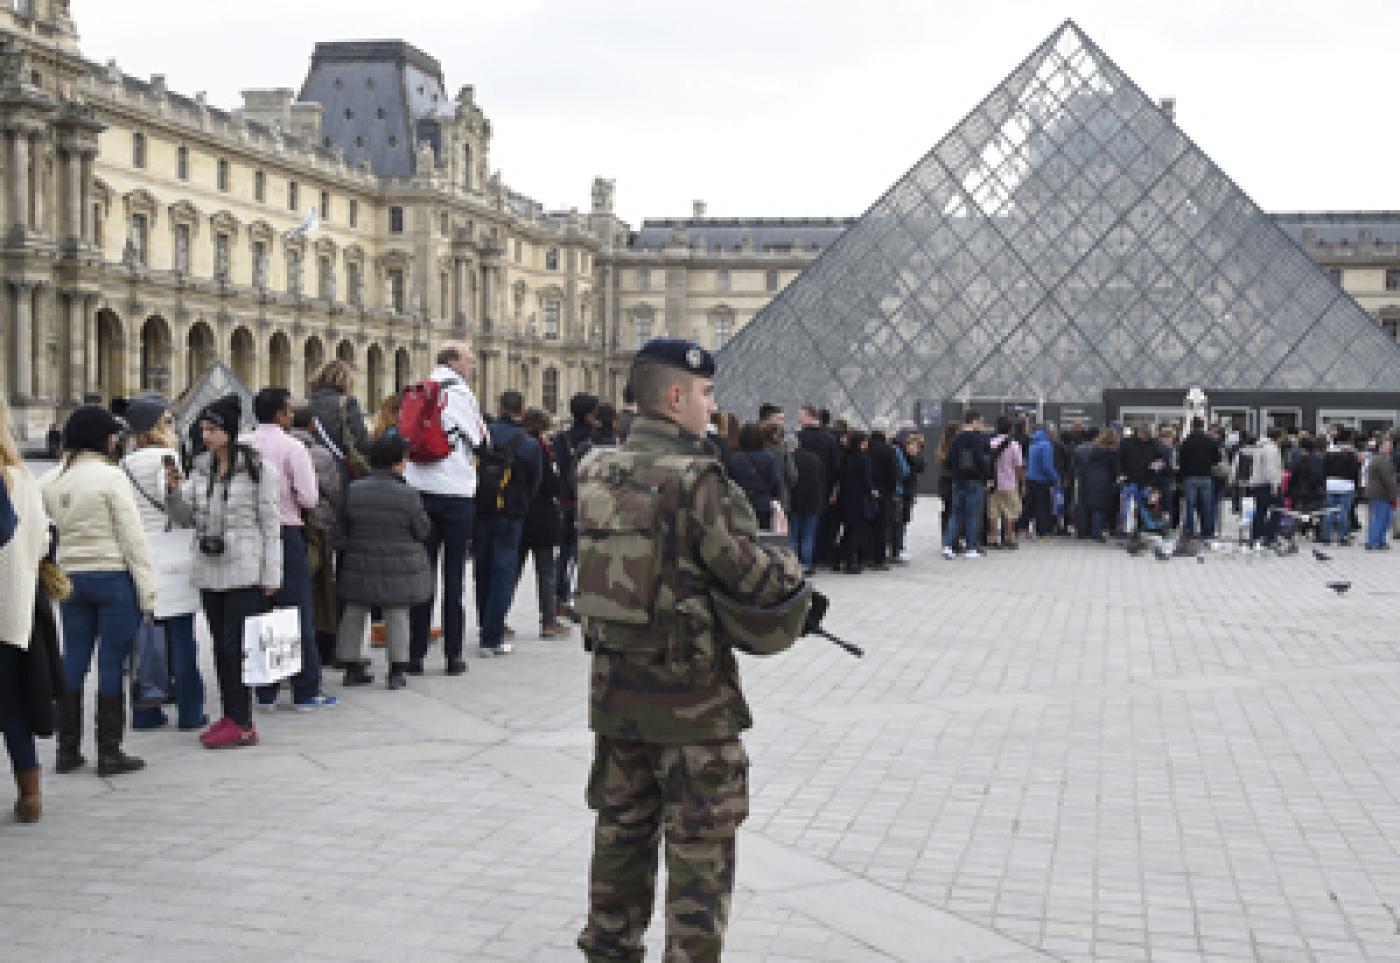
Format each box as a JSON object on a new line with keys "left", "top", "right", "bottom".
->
{"left": 0, "top": 400, "right": 51, "bottom": 822}
{"left": 41, "top": 406, "right": 156, "bottom": 778}
{"left": 120, "top": 394, "right": 206, "bottom": 732}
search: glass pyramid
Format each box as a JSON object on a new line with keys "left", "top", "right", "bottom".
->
{"left": 716, "top": 20, "right": 1400, "bottom": 424}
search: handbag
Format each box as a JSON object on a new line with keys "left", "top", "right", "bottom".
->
{"left": 130, "top": 618, "right": 169, "bottom": 710}
{"left": 241, "top": 606, "right": 303, "bottom": 685}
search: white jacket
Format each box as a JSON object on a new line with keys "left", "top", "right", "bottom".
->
{"left": 0, "top": 468, "right": 49, "bottom": 649}
{"left": 120, "top": 446, "right": 200, "bottom": 618}
{"left": 403, "top": 365, "right": 488, "bottom": 498}
{"left": 41, "top": 453, "right": 157, "bottom": 612}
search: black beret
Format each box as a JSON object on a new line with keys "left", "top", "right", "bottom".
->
{"left": 635, "top": 338, "right": 715, "bottom": 378}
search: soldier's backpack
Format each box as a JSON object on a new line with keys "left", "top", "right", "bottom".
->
{"left": 476, "top": 432, "right": 526, "bottom": 516}
{"left": 399, "top": 377, "right": 458, "bottom": 464}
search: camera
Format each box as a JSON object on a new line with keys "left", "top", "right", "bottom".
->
{"left": 198, "top": 535, "right": 226, "bottom": 557}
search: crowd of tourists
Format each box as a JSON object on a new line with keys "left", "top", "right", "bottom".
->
{"left": 5, "top": 336, "right": 1396, "bottom": 825}
{"left": 938, "top": 408, "right": 1397, "bottom": 558}
{"left": 711, "top": 405, "right": 928, "bottom": 575}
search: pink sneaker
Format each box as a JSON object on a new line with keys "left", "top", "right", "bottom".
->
{"left": 199, "top": 716, "right": 235, "bottom": 747}
{"left": 202, "top": 720, "right": 258, "bottom": 750}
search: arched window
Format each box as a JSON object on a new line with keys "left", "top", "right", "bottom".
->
{"left": 542, "top": 367, "right": 559, "bottom": 415}
{"left": 132, "top": 132, "right": 146, "bottom": 169}
{"left": 176, "top": 145, "right": 189, "bottom": 181}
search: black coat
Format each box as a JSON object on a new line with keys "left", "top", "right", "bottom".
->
{"left": 868, "top": 434, "right": 899, "bottom": 496}
{"left": 791, "top": 447, "right": 825, "bottom": 517}
{"left": 522, "top": 439, "right": 562, "bottom": 549}
{"left": 797, "top": 426, "right": 842, "bottom": 496}
{"left": 727, "top": 450, "right": 782, "bottom": 527}
{"left": 337, "top": 470, "right": 433, "bottom": 607}
{"left": 837, "top": 451, "right": 877, "bottom": 523}
{"left": 23, "top": 583, "right": 63, "bottom": 737}
{"left": 1080, "top": 446, "right": 1118, "bottom": 511}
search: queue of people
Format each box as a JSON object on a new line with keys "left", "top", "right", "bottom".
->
{"left": 937, "top": 408, "right": 1398, "bottom": 555}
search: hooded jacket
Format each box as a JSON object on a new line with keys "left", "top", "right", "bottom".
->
{"left": 1026, "top": 430, "right": 1059, "bottom": 484}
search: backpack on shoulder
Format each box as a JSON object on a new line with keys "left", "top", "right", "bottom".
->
{"left": 476, "top": 433, "right": 526, "bottom": 515}
{"left": 399, "top": 377, "right": 458, "bottom": 464}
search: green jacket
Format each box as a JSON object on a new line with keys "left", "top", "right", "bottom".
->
{"left": 576, "top": 415, "right": 810, "bottom": 744}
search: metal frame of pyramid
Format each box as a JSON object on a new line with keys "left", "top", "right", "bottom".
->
{"left": 715, "top": 20, "right": 1400, "bottom": 426}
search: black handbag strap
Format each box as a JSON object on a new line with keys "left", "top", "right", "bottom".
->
{"left": 121, "top": 458, "right": 167, "bottom": 515}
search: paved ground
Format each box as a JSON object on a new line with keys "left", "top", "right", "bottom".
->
{"left": 5, "top": 506, "right": 1400, "bottom": 961}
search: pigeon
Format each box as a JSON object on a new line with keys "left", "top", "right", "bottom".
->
{"left": 1313, "top": 549, "right": 1332, "bottom": 562}
{"left": 1197, "top": 555, "right": 1206, "bottom": 565}
{"left": 1326, "top": 581, "right": 1352, "bottom": 595}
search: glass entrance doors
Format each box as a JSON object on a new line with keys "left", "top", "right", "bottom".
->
{"left": 1317, "top": 409, "right": 1398, "bottom": 437}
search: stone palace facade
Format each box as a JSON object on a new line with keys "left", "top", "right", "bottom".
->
{"left": 0, "top": 3, "right": 1394, "bottom": 441}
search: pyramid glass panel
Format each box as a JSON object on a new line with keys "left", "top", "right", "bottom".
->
{"left": 716, "top": 21, "right": 1400, "bottom": 423}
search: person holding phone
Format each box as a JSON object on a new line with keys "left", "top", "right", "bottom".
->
{"left": 165, "top": 394, "right": 282, "bottom": 750}
{"left": 119, "top": 394, "right": 206, "bottom": 732}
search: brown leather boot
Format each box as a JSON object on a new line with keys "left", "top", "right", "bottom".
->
{"left": 13, "top": 766, "right": 40, "bottom": 823}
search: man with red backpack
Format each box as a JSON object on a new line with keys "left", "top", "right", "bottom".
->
{"left": 401, "top": 342, "right": 488, "bottom": 676}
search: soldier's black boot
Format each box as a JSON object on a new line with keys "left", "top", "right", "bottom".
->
{"left": 95, "top": 694, "right": 145, "bottom": 777}
{"left": 55, "top": 690, "right": 86, "bottom": 774}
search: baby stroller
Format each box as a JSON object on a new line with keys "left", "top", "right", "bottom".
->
{"left": 1125, "top": 489, "right": 1174, "bottom": 557}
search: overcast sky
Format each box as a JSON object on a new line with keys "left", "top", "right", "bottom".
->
{"left": 75, "top": 0, "right": 1397, "bottom": 226}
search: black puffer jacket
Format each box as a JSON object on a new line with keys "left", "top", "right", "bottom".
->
{"left": 336, "top": 470, "right": 432, "bottom": 607}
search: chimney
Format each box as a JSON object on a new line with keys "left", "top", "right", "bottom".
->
{"left": 692, "top": 199, "right": 707, "bottom": 219}
{"left": 1160, "top": 96, "right": 1176, "bottom": 121}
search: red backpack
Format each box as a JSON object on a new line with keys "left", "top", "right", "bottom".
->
{"left": 398, "top": 379, "right": 456, "bottom": 463}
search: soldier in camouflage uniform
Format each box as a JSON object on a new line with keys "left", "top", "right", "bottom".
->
{"left": 575, "top": 338, "right": 822, "bottom": 962}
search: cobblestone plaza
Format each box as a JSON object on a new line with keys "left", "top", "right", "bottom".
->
{"left": 6, "top": 511, "right": 1400, "bottom": 961}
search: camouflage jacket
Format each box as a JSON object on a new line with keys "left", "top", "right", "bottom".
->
{"left": 575, "top": 415, "right": 809, "bottom": 744}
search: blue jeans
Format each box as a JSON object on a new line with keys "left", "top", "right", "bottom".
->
{"left": 61, "top": 571, "right": 141, "bottom": 697}
{"left": 1181, "top": 476, "right": 1215, "bottom": 539}
{"left": 257, "top": 526, "right": 321, "bottom": 703}
{"left": 944, "top": 480, "right": 983, "bottom": 550}
{"left": 0, "top": 642, "right": 37, "bottom": 773}
{"left": 1323, "top": 490, "right": 1355, "bottom": 543}
{"left": 1250, "top": 485, "right": 1280, "bottom": 544}
{"left": 132, "top": 614, "right": 205, "bottom": 729}
{"left": 788, "top": 513, "right": 819, "bottom": 569}
{"left": 411, "top": 494, "right": 475, "bottom": 662}
{"left": 555, "top": 504, "right": 578, "bottom": 604}
{"left": 1368, "top": 498, "right": 1393, "bottom": 548}
{"left": 1119, "top": 484, "right": 1143, "bottom": 534}
{"left": 474, "top": 514, "right": 523, "bottom": 648}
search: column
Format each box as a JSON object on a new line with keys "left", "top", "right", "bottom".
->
{"left": 451, "top": 257, "right": 462, "bottom": 322}
{"left": 13, "top": 282, "right": 33, "bottom": 401}
{"left": 79, "top": 152, "right": 93, "bottom": 246}
{"left": 31, "top": 283, "right": 49, "bottom": 400}
{"left": 65, "top": 148, "right": 81, "bottom": 248}
{"left": 28, "top": 133, "right": 43, "bottom": 235}
{"left": 8, "top": 131, "right": 29, "bottom": 237}
{"left": 480, "top": 265, "right": 492, "bottom": 329}
{"left": 63, "top": 294, "right": 80, "bottom": 402}
{"left": 83, "top": 295, "right": 98, "bottom": 393}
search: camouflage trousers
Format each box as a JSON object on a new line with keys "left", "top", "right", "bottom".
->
{"left": 578, "top": 735, "right": 749, "bottom": 963}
